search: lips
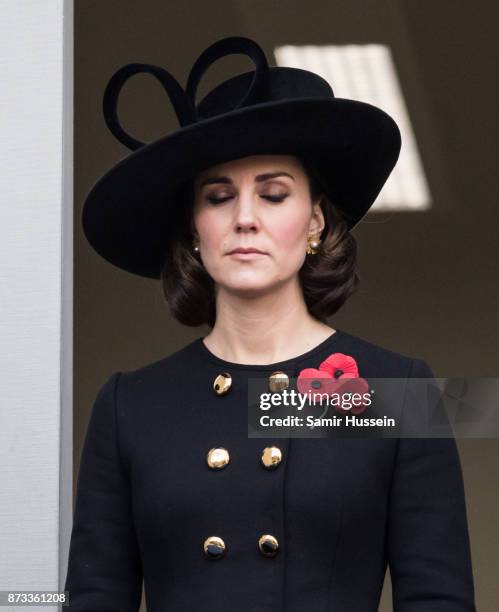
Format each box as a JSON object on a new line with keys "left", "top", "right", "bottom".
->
{"left": 229, "top": 248, "right": 265, "bottom": 254}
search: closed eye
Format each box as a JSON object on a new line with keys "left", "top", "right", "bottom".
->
{"left": 262, "top": 194, "right": 288, "bottom": 203}
{"left": 207, "top": 195, "right": 232, "bottom": 204}
{"left": 207, "top": 194, "right": 288, "bottom": 204}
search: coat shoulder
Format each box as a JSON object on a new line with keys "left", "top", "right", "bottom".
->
{"left": 115, "top": 330, "right": 433, "bottom": 385}
{"left": 118, "top": 337, "right": 202, "bottom": 387}
{"left": 335, "top": 329, "right": 432, "bottom": 377}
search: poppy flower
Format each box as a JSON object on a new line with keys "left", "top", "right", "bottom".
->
{"left": 318, "top": 352, "right": 359, "bottom": 379}
{"left": 296, "top": 367, "right": 338, "bottom": 398}
{"left": 333, "top": 376, "right": 370, "bottom": 415}
{"left": 297, "top": 352, "right": 370, "bottom": 414}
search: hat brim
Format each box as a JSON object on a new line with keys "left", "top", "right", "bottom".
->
{"left": 82, "top": 96, "right": 401, "bottom": 279}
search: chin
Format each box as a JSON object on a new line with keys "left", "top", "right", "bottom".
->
{"left": 221, "top": 275, "right": 279, "bottom": 295}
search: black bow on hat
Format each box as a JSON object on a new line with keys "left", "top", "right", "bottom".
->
{"left": 82, "top": 36, "right": 401, "bottom": 279}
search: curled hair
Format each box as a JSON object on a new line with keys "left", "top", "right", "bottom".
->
{"left": 160, "top": 159, "right": 359, "bottom": 327}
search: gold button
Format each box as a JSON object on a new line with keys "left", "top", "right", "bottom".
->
{"left": 213, "top": 372, "right": 232, "bottom": 395}
{"left": 258, "top": 534, "right": 279, "bottom": 557}
{"left": 268, "top": 370, "right": 289, "bottom": 392}
{"left": 203, "top": 536, "right": 226, "bottom": 559}
{"left": 206, "top": 447, "right": 230, "bottom": 469}
{"left": 261, "top": 446, "right": 282, "bottom": 470}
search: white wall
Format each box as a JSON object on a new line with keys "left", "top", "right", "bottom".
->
{"left": 0, "top": 1, "right": 73, "bottom": 609}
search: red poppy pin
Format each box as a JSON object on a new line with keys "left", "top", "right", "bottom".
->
{"left": 297, "top": 352, "right": 370, "bottom": 414}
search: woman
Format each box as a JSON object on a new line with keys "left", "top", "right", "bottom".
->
{"left": 65, "top": 36, "right": 476, "bottom": 610}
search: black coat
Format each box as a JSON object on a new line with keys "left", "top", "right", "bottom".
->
{"left": 64, "top": 328, "right": 476, "bottom": 611}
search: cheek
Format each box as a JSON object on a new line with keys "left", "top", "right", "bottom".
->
{"left": 195, "top": 209, "right": 226, "bottom": 247}
{"left": 268, "top": 211, "right": 308, "bottom": 251}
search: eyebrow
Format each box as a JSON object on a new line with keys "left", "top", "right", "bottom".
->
{"left": 198, "top": 171, "right": 295, "bottom": 188}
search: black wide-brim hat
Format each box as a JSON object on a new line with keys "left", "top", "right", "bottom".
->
{"left": 82, "top": 36, "right": 401, "bottom": 279}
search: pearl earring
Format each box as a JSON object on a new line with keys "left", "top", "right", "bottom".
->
{"left": 306, "top": 234, "right": 321, "bottom": 255}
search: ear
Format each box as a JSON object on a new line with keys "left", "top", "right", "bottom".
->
{"left": 308, "top": 198, "right": 325, "bottom": 235}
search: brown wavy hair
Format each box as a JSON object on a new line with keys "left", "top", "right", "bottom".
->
{"left": 160, "top": 158, "right": 359, "bottom": 327}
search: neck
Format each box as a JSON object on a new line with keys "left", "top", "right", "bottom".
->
{"left": 203, "top": 278, "right": 336, "bottom": 365}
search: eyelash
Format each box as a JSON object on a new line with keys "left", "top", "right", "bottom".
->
{"left": 207, "top": 194, "right": 288, "bottom": 204}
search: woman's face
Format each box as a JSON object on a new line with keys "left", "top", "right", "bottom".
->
{"left": 191, "top": 154, "right": 325, "bottom": 295}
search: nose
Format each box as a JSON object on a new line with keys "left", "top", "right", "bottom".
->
{"left": 233, "top": 189, "right": 260, "bottom": 233}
